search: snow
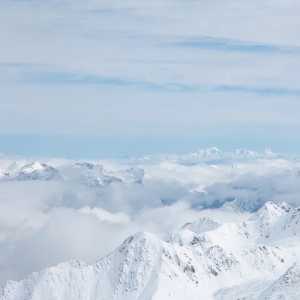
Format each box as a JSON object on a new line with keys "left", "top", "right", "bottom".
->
{"left": 181, "top": 217, "right": 220, "bottom": 234}
{"left": 0, "top": 162, "right": 62, "bottom": 181}
{"left": 2, "top": 201, "right": 300, "bottom": 300}
{"left": 0, "top": 161, "right": 145, "bottom": 189}
{"left": 138, "top": 147, "right": 285, "bottom": 163}
{"left": 1, "top": 148, "right": 300, "bottom": 299}
{"left": 257, "top": 263, "right": 300, "bottom": 300}
{"left": 214, "top": 278, "right": 274, "bottom": 300}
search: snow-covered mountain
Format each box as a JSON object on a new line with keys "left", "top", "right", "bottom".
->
{"left": 116, "top": 167, "right": 145, "bottom": 185}
{"left": 234, "top": 148, "right": 282, "bottom": 159}
{"left": 2, "top": 201, "right": 300, "bottom": 300}
{"left": 257, "top": 263, "right": 300, "bottom": 300}
{"left": 0, "top": 162, "right": 62, "bottom": 181}
{"left": 187, "top": 147, "right": 223, "bottom": 159}
{"left": 196, "top": 147, "right": 283, "bottom": 160}
{"left": 0, "top": 154, "right": 299, "bottom": 216}
{"left": 17, "top": 162, "right": 62, "bottom": 181}
{"left": 0, "top": 161, "right": 145, "bottom": 188}
{"left": 63, "top": 163, "right": 145, "bottom": 188}
{"left": 137, "top": 147, "right": 285, "bottom": 163}
{"left": 64, "top": 162, "right": 123, "bottom": 187}
{"left": 181, "top": 217, "right": 220, "bottom": 234}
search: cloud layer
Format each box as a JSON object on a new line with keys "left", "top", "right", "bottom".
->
{"left": 0, "top": 0, "right": 300, "bottom": 139}
{"left": 1, "top": 151, "right": 300, "bottom": 284}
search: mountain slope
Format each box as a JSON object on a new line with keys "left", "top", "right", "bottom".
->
{"left": 2, "top": 201, "right": 300, "bottom": 300}
{"left": 0, "top": 162, "right": 145, "bottom": 188}
{"left": 0, "top": 162, "right": 61, "bottom": 181}
{"left": 257, "top": 263, "right": 300, "bottom": 300}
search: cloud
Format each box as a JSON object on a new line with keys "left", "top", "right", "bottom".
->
{"left": 167, "top": 36, "right": 300, "bottom": 54}
{"left": 78, "top": 206, "right": 131, "bottom": 224}
{"left": 1, "top": 153, "right": 300, "bottom": 285}
{"left": 0, "top": 0, "right": 300, "bottom": 142}
{"left": 1, "top": 0, "right": 300, "bottom": 286}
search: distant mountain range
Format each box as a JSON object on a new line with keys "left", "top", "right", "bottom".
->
{"left": 0, "top": 161, "right": 145, "bottom": 187}
{"left": 130, "top": 147, "right": 291, "bottom": 163}
{"left": 1, "top": 149, "right": 300, "bottom": 215}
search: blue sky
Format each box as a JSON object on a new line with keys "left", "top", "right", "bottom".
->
{"left": 0, "top": 0, "right": 300, "bottom": 158}
{"left": 1, "top": 121, "right": 300, "bottom": 159}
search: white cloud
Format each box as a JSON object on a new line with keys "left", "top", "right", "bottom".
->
{"left": 0, "top": 0, "right": 300, "bottom": 136}
{"left": 1, "top": 0, "right": 300, "bottom": 287}
{"left": 78, "top": 206, "right": 131, "bottom": 224}
{"left": 1, "top": 153, "right": 300, "bottom": 285}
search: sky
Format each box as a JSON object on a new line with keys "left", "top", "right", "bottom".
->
{"left": 1, "top": 0, "right": 300, "bottom": 158}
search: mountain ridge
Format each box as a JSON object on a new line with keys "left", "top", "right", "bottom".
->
{"left": 2, "top": 201, "right": 300, "bottom": 300}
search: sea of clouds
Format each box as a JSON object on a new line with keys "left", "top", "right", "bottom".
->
{"left": 1, "top": 150, "right": 300, "bottom": 284}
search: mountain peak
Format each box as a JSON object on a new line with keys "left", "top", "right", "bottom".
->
{"left": 74, "top": 162, "right": 104, "bottom": 171}
{"left": 20, "top": 161, "right": 47, "bottom": 172}
{"left": 181, "top": 217, "right": 220, "bottom": 234}
{"left": 198, "top": 147, "right": 222, "bottom": 156}
{"left": 251, "top": 201, "right": 292, "bottom": 220}
{"left": 3, "top": 205, "right": 300, "bottom": 300}
{"left": 263, "top": 148, "right": 277, "bottom": 157}
{"left": 235, "top": 148, "right": 258, "bottom": 157}
{"left": 16, "top": 162, "right": 61, "bottom": 181}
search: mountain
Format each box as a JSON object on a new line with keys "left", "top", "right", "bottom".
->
{"left": 235, "top": 148, "right": 282, "bottom": 159}
{"left": 187, "top": 147, "right": 223, "bottom": 159}
{"left": 219, "top": 197, "right": 267, "bottom": 213}
{"left": 116, "top": 167, "right": 145, "bottom": 184}
{"left": 186, "top": 147, "right": 280, "bottom": 160}
{"left": 62, "top": 163, "right": 145, "bottom": 188}
{"left": 214, "top": 263, "right": 300, "bottom": 300}
{"left": 17, "top": 162, "right": 62, "bottom": 181}
{"left": 0, "top": 162, "right": 61, "bottom": 181}
{"left": 65, "top": 162, "right": 123, "bottom": 188}
{"left": 137, "top": 147, "right": 285, "bottom": 164}
{"left": 235, "top": 148, "right": 258, "bottom": 158}
{"left": 2, "top": 201, "right": 300, "bottom": 300}
{"left": 218, "top": 190, "right": 293, "bottom": 214}
{"left": 181, "top": 217, "right": 220, "bottom": 234}
{"left": 0, "top": 161, "right": 145, "bottom": 188}
{"left": 257, "top": 263, "right": 300, "bottom": 300}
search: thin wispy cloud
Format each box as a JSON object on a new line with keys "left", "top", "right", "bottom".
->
{"left": 14, "top": 70, "right": 300, "bottom": 96}
{"left": 0, "top": 0, "right": 300, "bottom": 156}
{"left": 167, "top": 37, "right": 300, "bottom": 54}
